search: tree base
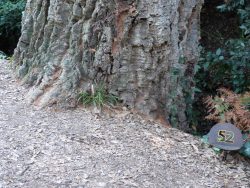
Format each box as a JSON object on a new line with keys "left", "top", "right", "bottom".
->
{"left": 14, "top": 0, "right": 204, "bottom": 130}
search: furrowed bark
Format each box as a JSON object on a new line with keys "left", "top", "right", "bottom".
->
{"left": 14, "top": 0, "right": 203, "bottom": 130}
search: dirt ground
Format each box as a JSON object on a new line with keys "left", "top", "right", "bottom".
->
{"left": 0, "top": 60, "right": 249, "bottom": 187}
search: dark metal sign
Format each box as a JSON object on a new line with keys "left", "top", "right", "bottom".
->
{"left": 208, "top": 123, "right": 244, "bottom": 150}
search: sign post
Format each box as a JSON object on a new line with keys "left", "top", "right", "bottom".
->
{"left": 208, "top": 123, "right": 244, "bottom": 151}
{"left": 207, "top": 123, "right": 247, "bottom": 160}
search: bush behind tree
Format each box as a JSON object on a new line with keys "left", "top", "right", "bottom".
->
{"left": 0, "top": 0, "right": 26, "bottom": 54}
{"left": 193, "top": 1, "right": 250, "bottom": 158}
{"left": 192, "top": 0, "right": 250, "bottom": 134}
{"left": 196, "top": 0, "right": 250, "bottom": 94}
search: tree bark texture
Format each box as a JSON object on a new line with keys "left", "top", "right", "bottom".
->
{"left": 14, "top": 0, "right": 203, "bottom": 130}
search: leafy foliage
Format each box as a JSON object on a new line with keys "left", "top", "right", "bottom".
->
{"left": 192, "top": 0, "right": 250, "bottom": 134}
{"left": 0, "top": 0, "right": 26, "bottom": 54}
{"left": 205, "top": 88, "right": 250, "bottom": 132}
{"left": 217, "top": 0, "right": 250, "bottom": 37}
{"left": 217, "top": 0, "right": 247, "bottom": 12}
{"left": 196, "top": 38, "right": 250, "bottom": 93}
{"left": 0, "top": 0, "right": 25, "bottom": 36}
{"left": 78, "top": 84, "right": 119, "bottom": 108}
{"left": 196, "top": 0, "right": 250, "bottom": 94}
{"left": 204, "top": 88, "right": 250, "bottom": 158}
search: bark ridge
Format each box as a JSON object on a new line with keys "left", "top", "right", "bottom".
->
{"left": 14, "top": 0, "right": 203, "bottom": 129}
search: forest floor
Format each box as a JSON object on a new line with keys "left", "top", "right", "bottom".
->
{"left": 0, "top": 59, "right": 249, "bottom": 188}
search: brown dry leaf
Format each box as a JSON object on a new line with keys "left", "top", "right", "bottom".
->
{"left": 205, "top": 88, "right": 250, "bottom": 131}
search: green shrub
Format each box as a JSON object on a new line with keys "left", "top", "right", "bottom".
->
{"left": 196, "top": 39, "right": 250, "bottom": 94}
{"left": 196, "top": 0, "right": 250, "bottom": 94}
{"left": 218, "top": 0, "right": 250, "bottom": 39}
{"left": 217, "top": 0, "right": 247, "bottom": 11}
{"left": 191, "top": 0, "right": 250, "bottom": 133}
{"left": 0, "top": 0, "right": 25, "bottom": 35}
{"left": 0, "top": 0, "right": 26, "bottom": 54}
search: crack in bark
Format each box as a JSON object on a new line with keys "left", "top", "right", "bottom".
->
{"left": 14, "top": 0, "right": 204, "bottom": 130}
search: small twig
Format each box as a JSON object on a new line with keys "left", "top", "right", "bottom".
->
{"left": 19, "top": 166, "right": 30, "bottom": 176}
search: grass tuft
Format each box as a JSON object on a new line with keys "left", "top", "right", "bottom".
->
{"left": 78, "top": 84, "right": 119, "bottom": 108}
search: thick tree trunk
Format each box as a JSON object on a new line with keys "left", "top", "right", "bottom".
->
{"left": 14, "top": 0, "right": 203, "bottom": 130}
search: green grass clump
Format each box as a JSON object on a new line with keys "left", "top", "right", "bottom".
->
{"left": 78, "top": 84, "right": 119, "bottom": 108}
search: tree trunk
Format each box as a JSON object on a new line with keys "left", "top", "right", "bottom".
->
{"left": 13, "top": 0, "right": 203, "bottom": 130}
